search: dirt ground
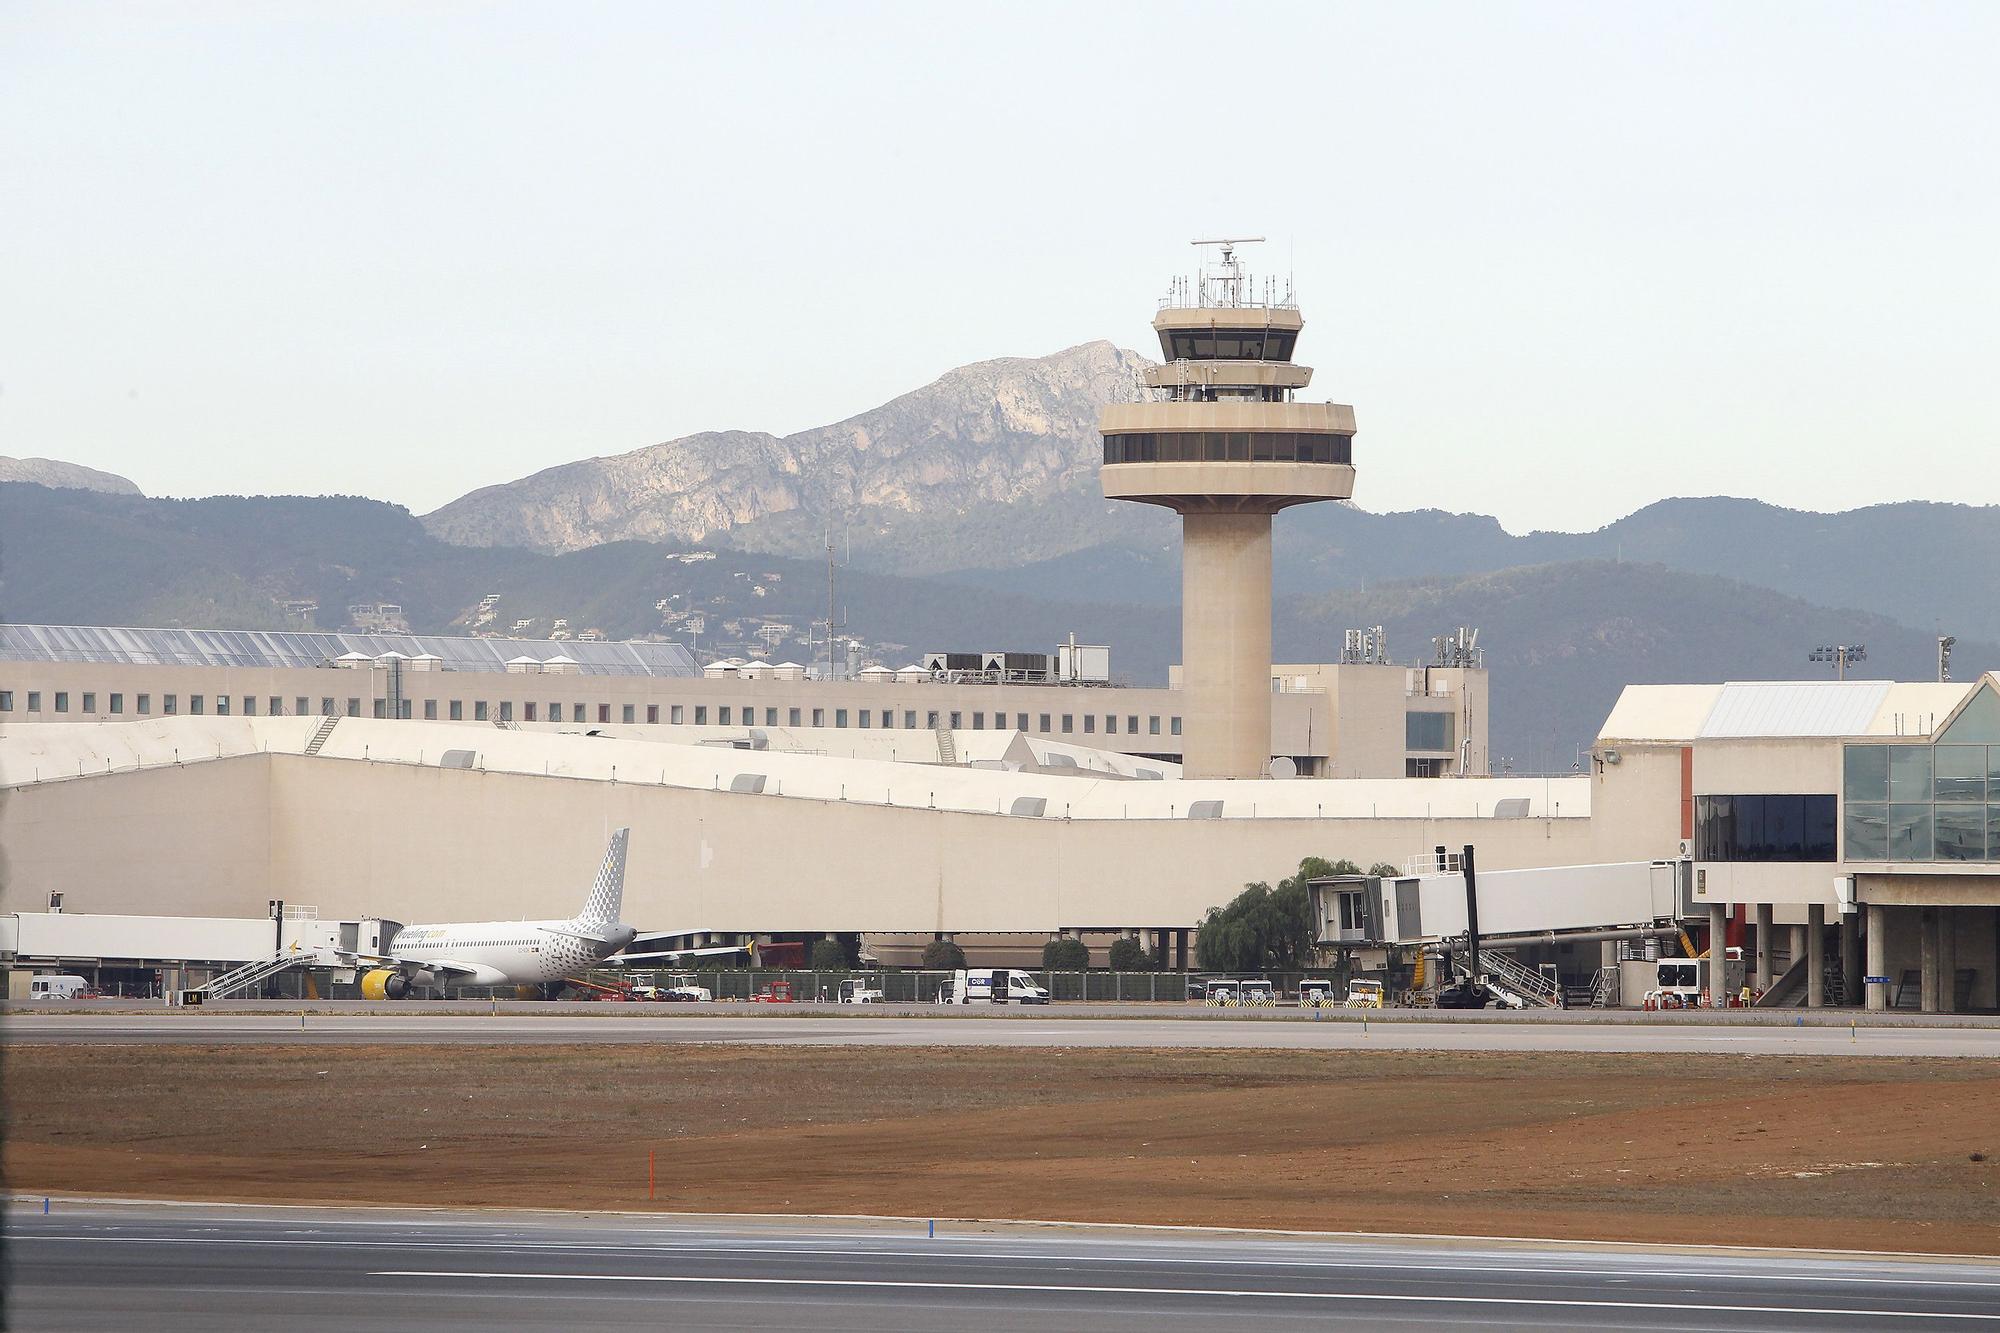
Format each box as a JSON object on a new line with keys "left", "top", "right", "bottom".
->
{"left": 7, "top": 1045, "right": 1999, "bottom": 1253}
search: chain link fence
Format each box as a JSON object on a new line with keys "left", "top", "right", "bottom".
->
{"left": 589, "top": 968, "right": 1346, "bottom": 1004}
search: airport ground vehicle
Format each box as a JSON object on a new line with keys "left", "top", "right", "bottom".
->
{"left": 837, "top": 978, "right": 884, "bottom": 1004}
{"left": 562, "top": 976, "right": 636, "bottom": 1001}
{"left": 28, "top": 974, "right": 94, "bottom": 1000}
{"left": 1237, "top": 979, "right": 1277, "bottom": 1007}
{"left": 935, "top": 968, "right": 1049, "bottom": 1005}
{"left": 1299, "top": 978, "right": 1336, "bottom": 1007}
{"left": 1343, "top": 979, "right": 1386, "bottom": 1009}
{"left": 660, "top": 973, "right": 712, "bottom": 1002}
{"left": 752, "top": 980, "right": 796, "bottom": 1003}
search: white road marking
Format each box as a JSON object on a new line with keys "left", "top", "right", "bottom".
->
{"left": 369, "top": 1269, "right": 2000, "bottom": 1319}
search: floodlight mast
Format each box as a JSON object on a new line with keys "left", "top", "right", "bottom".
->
{"left": 1809, "top": 644, "right": 1868, "bottom": 680}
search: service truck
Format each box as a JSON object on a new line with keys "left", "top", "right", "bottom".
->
{"left": 936, "top": 968, "right": 1050, "bottom": 1005}
{"left": 28, "top": 975, "right": 94, "bottom": 1000}
{"left": 837, "top": 977, "right": 885, "bottom": 1004}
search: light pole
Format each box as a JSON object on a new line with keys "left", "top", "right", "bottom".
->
{"left": 1809, "top": 644, "right": 1866, "bottom": 680}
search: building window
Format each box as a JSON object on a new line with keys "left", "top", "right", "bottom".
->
{"left": 523, "top": 702, "right": 538, "bottom": 722}
{"left": 789, "top": 707, "right": 802, "bottom": 726}
{"left": 971, "top": 712, "right": 983, "bottom": 730}
{"left": 695, "top": 706, "right": 708, "bottom": 725}
{"left": 82, "top": 692, "right": 97, "bottom": 713}
{"left": 719, "top": 707, "right": 732, "bottom": 726}
{"left": 164, "top": 694, "right": 177, "bottom": 715}
{"left": 859, "top": 710, "right": 871, "bottom": 728}
{"left": 547, "top": 702, "right": 562, "bottom": 723}
{"left": 190, "top": 694, "right": 205, "bottom": 715}
{"left": 0, "top": 691, "right": 12, "bottom": 711}
{"left": 55, "top": 691, "right": 69, "bottom": 713}
{"left": 110, "top": 693, "right": 124, "bottom": 714}
{"left": 622, "top": 704, "right": 636, "bottom": 723}
{"left": 1406, "top": 711, "right": 1455, "bottom": 752}
{"left": 475, "top": 701, "right": 488, "bottom": 721}
{"left": 424, "top": 700, "right": 438, "bottom": 720}
{"left": 243, "top": 696, "right": 256, "bottom": 716}
{"left": 573, "top": 703, "right": 585, "bottom": 721}
{"left": 1127, "top": 715, "right": 1139, "bottom": 734}
{"left": 449, "top": 700, "right": 463, "bottom": 721}
{"left": 766, "top": 708, "right": 779, "bottom": 726}
{"left": 1061, "top": 714, "right": 1073, "bottom": 733}
{"left": 320, "top": 697, "right": 334, "bottom": 716}
{"left": 1170, "top": 716, "right": 1182, "bottom": 736}
{"left": 1040, "top": 713, "right": 1051, "bottom": 732}
{"left": 1149, "top": 716, "right": 1161, "bottom": 735}
{"left": 1083, "top": 715, "right": 1095, "bottom": 734}
{"left": 949, "top": 711, "right": 961, "bottom": 729}
{"left": 1015, "top": 712, "right": 1028, "bottom": 731}
{"left": 496, "top": 701, "right": 512, "bottom": 722}
{"left": 813, "top": 708, "right": 825, "bottom": 727}
{"left": 296, "top": 697, "right": 309, "bottom": 715}
{"left": 647, "top": 704, "right": 659, "bottom": 724}
{"left": 671, "top": 704, "right": 684, "bottom": 724}
{"left": 1845, "top": 741, "right": 1999, "bottom": 862}
{"left": 598, "top": 704, "right": 611, "bottom": 723}
{"left": 216, "top": 695, "right": 230, "bottom": 716}
{"left": 1694, "top": 795, "right": 1838, "bottom": 862}
{"left": 1406, "top": 757, "right": 1446, "bottom": 777}
{"left": 836, "top": 708, "right": 849, "bottom": 728}
{"left": 372, "top": 698, "right": 386, "bottom": 718}
{"left": 1105, "top": 714, "right": 1117, "bottom": 735}
{"left": 904, "top": 710, "right": 917, "bottom": 729}
{"left": 137, "top": 693, "right": 151, "bottom": 714}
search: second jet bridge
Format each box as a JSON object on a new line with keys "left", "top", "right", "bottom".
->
{"left": 1310, "top": 860, "right": 1693, "bottom": 950}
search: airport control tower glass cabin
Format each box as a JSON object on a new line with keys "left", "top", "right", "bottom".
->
{"left": 1100, "top": 239, "right": 1356, "bottom": 779}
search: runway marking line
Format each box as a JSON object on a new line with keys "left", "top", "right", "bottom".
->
{"left": 17, "top": 1233, "right": 2000, "bottom": 1290}
{"left": 369, "top": 1269, "right": 2000, "bottom": 1320}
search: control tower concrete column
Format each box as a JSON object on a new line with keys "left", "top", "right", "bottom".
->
{"left": 1099, "top": 239, "right": 1357, "bottom": 779}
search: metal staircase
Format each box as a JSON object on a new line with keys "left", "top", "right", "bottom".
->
{"left": 304, "top": 715, "right": 340, "bottom": 755}
{"left": 1466, "top": 948, "right": 1564, "bottom": 1008}
{"left": 934, "top": 727, "right": 958, "bottom": 765}
{"left": 196, "top": 952, "right": 311, "bottom": 1000}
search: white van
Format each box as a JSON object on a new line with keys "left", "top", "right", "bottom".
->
{"left": 936, "top": 968, "right": 1050, "bottom": 1005}
{"left": 29, "top": 974, "right": 93, "bottom": 1001}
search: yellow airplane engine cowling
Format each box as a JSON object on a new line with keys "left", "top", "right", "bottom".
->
{"left": 360, "top": 968, "right": 412, "bottom": 1000}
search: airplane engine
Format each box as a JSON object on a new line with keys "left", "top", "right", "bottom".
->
{"left": 360, "top": 969, "right": 417, "bottom": 1000}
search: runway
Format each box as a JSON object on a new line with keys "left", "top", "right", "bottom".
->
{"left": 9, "top": 1201, "right": 1999, "bottom": 1331}
{"left": 8, "top": 1010, "right": 2000, "bottom": 1055}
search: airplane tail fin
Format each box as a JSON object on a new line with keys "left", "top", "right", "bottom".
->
{"left": 576, "top": 827, "right": 630, "bottom": 928}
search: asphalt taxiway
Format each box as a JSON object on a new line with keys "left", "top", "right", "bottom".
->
{"left": 9, "top": 1201, "right": 1999, "bottom": 1331}
{"left": 7, "top": 1010, "right": 2000, "bottom": 1055}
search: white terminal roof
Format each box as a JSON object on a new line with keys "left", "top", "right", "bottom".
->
{"left": 1599, "top": 677, "right": 1988, "bottom": 744}
{"left": 0, "top": 624, "right": 698, "bottom": 678}
{"left": 0, "top": 716, "right": 1588, "bottom": 824}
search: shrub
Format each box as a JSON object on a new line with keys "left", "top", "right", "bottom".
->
{"left": 808, "top": 938, "right": 849, "bottom": 972}
{"left": 920, "top": 938, "right": 967, "bottom": 970}
{"left": 1106, "top": 937, "right": 1152, "bottom": 972}
{"left": 1042, "top": 937, "right": 1090, "bottom": 971}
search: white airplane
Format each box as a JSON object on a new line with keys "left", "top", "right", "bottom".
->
{"left": 358, "top": 828, "right": 638, "bottom": 999}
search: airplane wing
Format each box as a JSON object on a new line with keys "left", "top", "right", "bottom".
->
{"left": 605, "top": 945, "right": 747, "bottom": 964}
{"left": 544, "top": 926, "right": 627, "bottom": 946}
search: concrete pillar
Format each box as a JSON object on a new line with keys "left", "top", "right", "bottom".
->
{"left": 1754, "top": 904, "right": 1774, "bottom": 991}
{"left": 1707, "top": 902, "right": 1729, "bottom": 1008}
{"left": 1806, "top": 904, "right": 1825, "bottom": 1008}
{"left": 1920, "top": 907, "right": 1941, "bottom": 1013}
{"left": 1178, "top": 510, "right": 1274, "bottom": 780}
{"left": 1175, "top": 929, "right": 1189, "bottom": 971}
{"left": 1865, "top": 904, "right": 1888, "bottom": 1012}
{"left": 1841, "top": 912, "right": 1862, "bottom": 1006}
{"left": 1938, "top": 907, "right": 1957, "bottom": 1014}
{"left": 1789, "top": 924, "right": 1808, "bottom": 973}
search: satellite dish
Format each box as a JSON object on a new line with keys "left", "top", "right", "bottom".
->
{"left": 1267, "top": 756, "right": 1297, "bottom": 781}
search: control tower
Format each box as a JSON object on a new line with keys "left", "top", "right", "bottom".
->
{"left": 1100, "top": 239, "right": 1356, "bottom": 779}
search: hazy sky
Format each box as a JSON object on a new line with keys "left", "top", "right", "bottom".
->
{"left": 4, "top": 2, "right": 1996, "bottom": 533}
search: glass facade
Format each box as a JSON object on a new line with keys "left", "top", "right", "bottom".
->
{"left": 1694, "top": 795, "right": 1838, "bottom": 862}
{"left": 1405, "top": 711, "right": 1455, "bottom": 752}
{"left": 1103, "top": 432, "right": 1351, "bottom": 465}
{"left": 1162, "top": 329, "right": 1297, "bottom": 362}
{"left": 1844, "top": 742, "right": 2000, "bottom": 861}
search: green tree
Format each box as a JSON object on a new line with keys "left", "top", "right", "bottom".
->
{"left": 1369, "top": 862, "right": 1401, "bottom": 877}
{"left": 1196, "top": 857, "right": 1360, "bottom": 971}
{"left": 1106, "top": 937, "right": 1151, "bottom": 971}
{"left": 920, "top": 938, "right": 967, "bottom": 970}
{"left": 808, "top": 938, "right": 849, "bottom": 972}
{"left": 1042, "top": 937, "right": 1090, "bottom": 971}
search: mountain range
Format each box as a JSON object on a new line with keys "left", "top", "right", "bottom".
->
{"left": 3, "top": 339, "right": 1993, "bottom": 767}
